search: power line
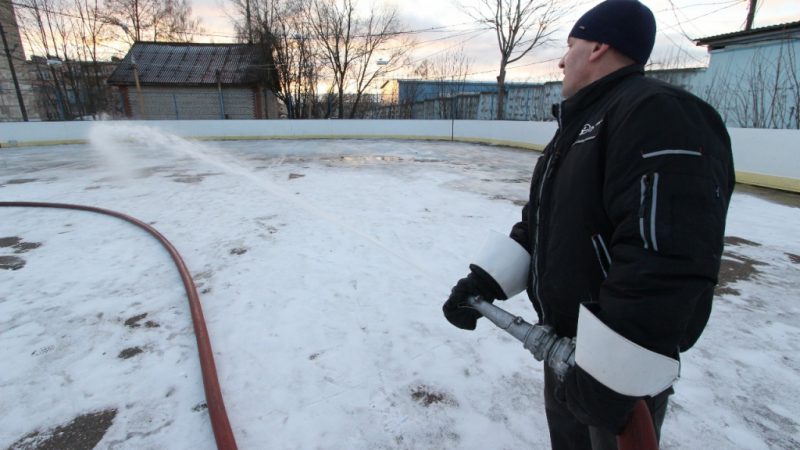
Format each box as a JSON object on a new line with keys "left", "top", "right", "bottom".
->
{"left": 11, "top": 2, "right": 485, "bottom": 41}
{"left": 464, "top": 56, "right": 561, "bottom": 78}
{"left": 648, "top": 0, "right": 749, "bottom": 66}
{"left": 657, "top": 0, "right": 749, "bottom": 40}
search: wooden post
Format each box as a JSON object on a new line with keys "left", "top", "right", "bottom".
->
{"left": 132, "top": 57, "right": 146, "bottom": 119}
{"left": 216, "top": 70, "right": 225, "bottom": 119}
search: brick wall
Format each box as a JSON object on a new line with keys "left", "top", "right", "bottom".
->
{"left": 0, "top": 0, "right": 37, "bottom": 121}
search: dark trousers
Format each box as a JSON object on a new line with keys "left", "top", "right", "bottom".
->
{"left": 543, "top": 365, "right": 672, "bottom": 450}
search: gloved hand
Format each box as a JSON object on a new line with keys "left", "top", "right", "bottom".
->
{"left": 442, "top": 265, "right": 507, "bottom": 330}
{"left": 560, "top": 365, "right": 639, "bottom": 434}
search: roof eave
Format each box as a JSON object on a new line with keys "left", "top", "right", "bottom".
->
{"left": 695, "top": 21, "right": 800, "bottom": 47}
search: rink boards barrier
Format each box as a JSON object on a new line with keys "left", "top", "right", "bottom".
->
{"left": 1, "top": 120, "right": 797, "bottom": 193}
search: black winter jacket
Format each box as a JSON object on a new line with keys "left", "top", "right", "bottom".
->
{"left": 510, "top": 65, "right": 735, "bottom": 358}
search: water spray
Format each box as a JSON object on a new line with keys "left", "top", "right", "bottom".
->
{"left": 88, "top": 123, "right": 437, "bottom": 282}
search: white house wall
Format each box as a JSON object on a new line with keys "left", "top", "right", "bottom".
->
{"left": 703, "top": 38, "right": 800, "bottom": 128}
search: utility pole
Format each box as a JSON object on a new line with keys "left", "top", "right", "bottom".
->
{"left": 0, "top": 22, "right": 29, "bottom": 121}
{"left": 745, "top": 0, "right": 757, "bottom": 31}
{"left": 131, "top": 56, "right": 146, "bottom": 119}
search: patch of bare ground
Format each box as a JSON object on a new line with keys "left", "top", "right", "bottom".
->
{"left": 192, "top": 403, "right": 208, "bottom": 412}
{"left": 716, "top": 251, "right": 767, "bottom": 296}
{"left": 0, "top": 237, "right": 42, "bottom": 268}
{"left": 6, "top": 409, "right": 117, "bottom": 450}
{"left": 724, "top": 236, "right": 761, "bottom": 247}
{"left": 411, "top": 385, "right": 458, "bottom": 407}
{"left": 124, "top": 313, "right": 148, "bottom": 328}
{"left": 786, "top": 253, "right": 800, "bottom": 265}
{"left": 118, "top": 347, "right": 143, "bottom": 359}
{"left": 489, "top": 194, "right": 527, "bottom": 206}
{"left": 0, "top": 237, "right": 22, "bottom": 247}
{"left": 0, "top": 255, "right": 26, "bottom": 270}
{"left": 4, "top": 178, "right": 39, "bottom": 185}
{"left": 13, "top": 242, "right": 41, "bottom": 253}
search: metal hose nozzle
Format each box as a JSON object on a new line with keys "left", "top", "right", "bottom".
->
{"left": 466, "top": 296, "right": 575, "bottom": 379}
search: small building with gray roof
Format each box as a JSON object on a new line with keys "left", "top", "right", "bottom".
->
{"left": 107, "top": 42, "right": 280, "bottom": 120}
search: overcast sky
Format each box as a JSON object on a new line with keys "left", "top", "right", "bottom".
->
{"left": 157, "top": 0, "right": 798, "bottom": 82}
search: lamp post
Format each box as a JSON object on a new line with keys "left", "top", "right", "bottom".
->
{"left": 374, "top": 58, "right": 390, "bottom": 117}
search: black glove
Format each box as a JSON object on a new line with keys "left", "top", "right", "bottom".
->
{"left": 561, "top": 365, "right": 638, "bottom": 434}
{"left": 442, "top": 265, "right": 507, "bottom": 330}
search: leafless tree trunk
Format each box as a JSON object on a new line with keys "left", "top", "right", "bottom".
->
{"left": 306, "top": 0, "right": 408, "bottom": 119}
{"left": 467, "top": 0, "right": 569, "bottom": 120}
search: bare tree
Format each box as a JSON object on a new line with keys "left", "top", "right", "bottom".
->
{"left": 73, "top": 0, "right": 111, "bottom": 117}
{"left": 50, "top": 1, "right": 91, "bottom": 118}
{"left": 306, "top": 0, "right": 409, "bottom": 119}
{"left": 14, "top": 0, "right": 126, "bottom": 119}
{"left": 413, "top": 47, "right": 472, "bottom": 118}
{"left": 272, "top": 5, "right": 320, "bottom": 118}
{"left": 467, "top": 0, "right": 569, "bottom": 119}
{"left": 230, "top": 0, "right": 320, "bottom": 118}
{"left": 15, "top": 0, "right": 72, "bottom": 118}
{"left": 105, "top": 0, "right": 200, "bottom": 43}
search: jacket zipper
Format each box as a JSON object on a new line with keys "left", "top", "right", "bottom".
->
{"left": 531, "top": 105, "right": 563, "bottom": 320}
{"left": 639, "top": 173, "right": 660, "bottom": 251}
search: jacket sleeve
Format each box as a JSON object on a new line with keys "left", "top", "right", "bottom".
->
{"left": 509, "top": 202, "right": 531, "bottom": 249}
{"left": 510, "top": 146, "right": 553, "bottom": 250}
{"left": 596, "top": 93, "right": 735, "bottom": 356}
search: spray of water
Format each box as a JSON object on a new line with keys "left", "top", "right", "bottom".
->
{"left": 88, "top": 122, "right": 438, "bottom": 283}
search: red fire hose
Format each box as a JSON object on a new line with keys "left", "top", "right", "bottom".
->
{"left": 0, "top": 201, "right": 237, "bottom": 450}
{"left": 3, "top": 201, "right": 660, "bottom": 450}
{"left": 619, "top": 399, "right": 659, "bottom": 450}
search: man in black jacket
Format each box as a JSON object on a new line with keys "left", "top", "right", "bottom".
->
{"left": 442, "top": 1, "right": 735, "bottom": 449}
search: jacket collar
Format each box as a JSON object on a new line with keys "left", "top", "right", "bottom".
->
{"left": 553, "top": 64, "right": 644, "bottom": 126}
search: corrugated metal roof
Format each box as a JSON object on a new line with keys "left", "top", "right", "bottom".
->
{"left": 695, "top": 21, "right": 800, "bottom": 47}
{"left": 107, "top": 42, "right": 268, "bottom": 86}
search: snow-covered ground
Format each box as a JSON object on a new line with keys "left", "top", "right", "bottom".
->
{"left": 1, "top": 123, "right": 798, "bottom": 449}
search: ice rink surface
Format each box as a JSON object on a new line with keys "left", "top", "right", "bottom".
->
{"left": 1, "top": 123, "right": 798, "bottom": 449}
